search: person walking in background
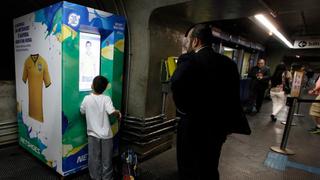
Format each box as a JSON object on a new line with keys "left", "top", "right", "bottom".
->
{"left": 305, "top": 68, "right": 315, "bottom": 88}
{"left": 171, "top": 24, "right": 251, "bottom": 180}
{"left": 80, "top": 76, "right": 121, "bottom": 180}
{"left": 248, "top": 59, "right": 271, "bottom": 113}
{"left": 308, "top": 76, "right": 320, "bottom": 135}
{"left": 270, "top": 63, "right": 292, "bottom": 122}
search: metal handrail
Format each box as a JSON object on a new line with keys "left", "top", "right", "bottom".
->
{"left": 0, "top": 130, "right": 18, "bottom": 137}
{"left": 0, "top": 124, "right": 17, "bottom": 130}
{"left": 0, "top": 121, "right": 16, "bottom": 127}
{"left": 297, "top": 99, "right": 320, "bottom": 103}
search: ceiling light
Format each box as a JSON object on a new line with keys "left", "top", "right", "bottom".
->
{"left": 224, "top": 47, "right": 233, "bottom": 51}
{"left": 296, "top": 55, "right": 300, "bottom": 58}
{"left": 270, "top": 12, "right": 277, "bottom": 18}
{"left": 254, "top": 14, "right": 293, "bottom": 48}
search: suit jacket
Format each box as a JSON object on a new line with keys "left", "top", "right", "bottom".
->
{"left": 171, "top": 47, "right": 251, "bottom": 136}
{"left": 248, "top": 65, "right": 271, "bottom": 90}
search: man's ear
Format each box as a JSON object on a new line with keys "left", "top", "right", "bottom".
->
{"left": 193, "top": 38, "right": 200, "bottom": 48}
{"left": 191, "top": 38, "right": 196, "bottom": 48}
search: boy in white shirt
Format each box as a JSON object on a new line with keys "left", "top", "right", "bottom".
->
{"left": 80, "top": 75, "right": 121, "bottom": 180}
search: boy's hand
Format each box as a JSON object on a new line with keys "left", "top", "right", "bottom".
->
{"left": 113, "top": 110, "right": 122, "bottom": 121}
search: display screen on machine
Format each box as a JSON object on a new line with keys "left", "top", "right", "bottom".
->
{"left": 79, "top": 32, "right": 101, "bottom": 91}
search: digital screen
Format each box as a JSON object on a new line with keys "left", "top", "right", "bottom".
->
{"left": 79, "top": 32, "right": 101, "bottom": 91}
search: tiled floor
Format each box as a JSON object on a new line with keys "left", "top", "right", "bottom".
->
{"left": 138, "top": 95, "right": 320, "bottom": 180}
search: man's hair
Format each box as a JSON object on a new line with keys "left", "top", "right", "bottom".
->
{"left": 86, "top": 41, "right": 92, "bottom": 46}
{"left": 258, "top": 59, "right": 265, "bottom": 62}
{"left": 189, "top": 24, "right": 213, "bottom": 46}
{"left": 92, "top": 76, "right": 109, "bottom": 94}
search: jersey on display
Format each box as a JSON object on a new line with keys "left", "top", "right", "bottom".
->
{"left": 79, "top": 32, "right": 101, "bottom": 91}
{"left": 22, "top": 54, "right": 51, "bottom": 122}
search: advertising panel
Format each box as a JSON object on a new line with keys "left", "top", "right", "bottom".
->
{"left": 14, "top": 2, "right": 63, "bottom": 174}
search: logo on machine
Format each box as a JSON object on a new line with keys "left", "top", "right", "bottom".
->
{"left": 37, "top": 63, "right": 42, "bottom": 72}
{"left": 68, "top": 13, "right": 80, "bottom": 27}
{"left": 76, "top": 154, "right": 88, "bottom": 164}
{"left": 298, "top": 41, "right": 307, "bottom": 47}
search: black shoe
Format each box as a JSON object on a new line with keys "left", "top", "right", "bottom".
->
{"left": 308, "top": 127, "right": 320, "bottom": 134}
{"left": 271, "top": 115, "right": 277, "bottom": 122}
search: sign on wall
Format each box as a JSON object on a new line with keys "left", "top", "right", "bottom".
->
{"left": 291, "top": 71, "right": 304, "bottom": 97}
{"left": 293, "top": 39, "right": 320, "bottom": 49}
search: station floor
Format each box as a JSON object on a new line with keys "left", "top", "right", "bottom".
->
{"left": 0, "top": 94, "right": 320, "bottom": 180}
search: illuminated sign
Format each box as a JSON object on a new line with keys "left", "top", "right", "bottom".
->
{"left": 291, "top": 71, "right": 304, "bottom": 97}
{"left": 293, "top": 39, "right": 320, "bottom": 49}
{"left": 79, "top": 32, "right": 101, "bottom": 91}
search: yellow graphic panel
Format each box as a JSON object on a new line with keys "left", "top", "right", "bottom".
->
{"left": 101, "top": 45, "right": 114, "bottom": 60}
{"left": 111, "top": 121, "right": 119, "bottom": 135}
{"left": 61, "top": 25, "right": 77, "bottom": 42}
{"left": 166, "top": 56, "right": 177, "bottom": 78}
{"left": 115, "top": 39, "right": 124, "bottom": 52}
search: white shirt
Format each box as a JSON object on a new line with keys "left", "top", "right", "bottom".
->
{"left": 80, "top": 93, "right": 115, "bottom": 139}
{"left": 195, "top": 46, "right": 208, "bottom": 53}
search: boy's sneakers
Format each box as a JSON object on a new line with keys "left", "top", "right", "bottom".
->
{"left": 308, "top": 127, "right": 320, "bottom": 135}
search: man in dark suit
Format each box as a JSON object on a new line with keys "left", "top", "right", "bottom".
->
{"left": 248, "top": 59, "right": 271, "bottom": 113}
{"left": 171, "top": 24, "right": 250, "bottom": 180}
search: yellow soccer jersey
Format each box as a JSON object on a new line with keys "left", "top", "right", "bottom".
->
{"left": 22, "top": 54, "right": 51, "bottom": 122}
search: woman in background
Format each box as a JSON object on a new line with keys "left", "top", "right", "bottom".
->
{"left": 270, "top": 63, "right": 292, "bottom": 121}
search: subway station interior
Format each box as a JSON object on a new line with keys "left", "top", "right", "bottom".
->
{"left": 1, "top": 0, "right": 320, "bottom": 179}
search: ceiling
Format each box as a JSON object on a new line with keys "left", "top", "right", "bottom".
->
{"left": 263, "top": 0, "right": 320, "bottom": 37}
{"left": 154, "top": 0, "right": 320, "bottom": 47}
{"left": 8, "top": 0, "right": 320, "bottom": 44}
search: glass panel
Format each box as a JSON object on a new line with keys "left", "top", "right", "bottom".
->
{"left": 241, "top": 52, "right": 251, "bottom": 78}
{"left": 223, "top": 46, "right": 234, "bottom": 59}
{"left": 79, "top": 32, "right": 101, "bottom": 91}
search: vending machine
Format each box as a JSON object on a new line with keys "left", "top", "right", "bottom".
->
{"left": 13, "top": 1, "right": 125, "bottom": 176}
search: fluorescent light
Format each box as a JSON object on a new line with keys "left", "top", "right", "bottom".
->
{"left": 224, "top": 47, "right": 233, "bottom": 51}
{"left": 254, "top": 14, "right": 293, "bottom": 48}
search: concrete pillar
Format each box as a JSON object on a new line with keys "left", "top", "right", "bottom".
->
{"left": 123, "top": 0, "right": 190, "bottom": 117}
{"left": 146, "top": 13, "right": 191, "bottom": 118}
{"left": 0, "top": 81, "right": 17, "bottom": 145}
{"left": 0, "top": 81, "right": 16, "bottom": 122}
